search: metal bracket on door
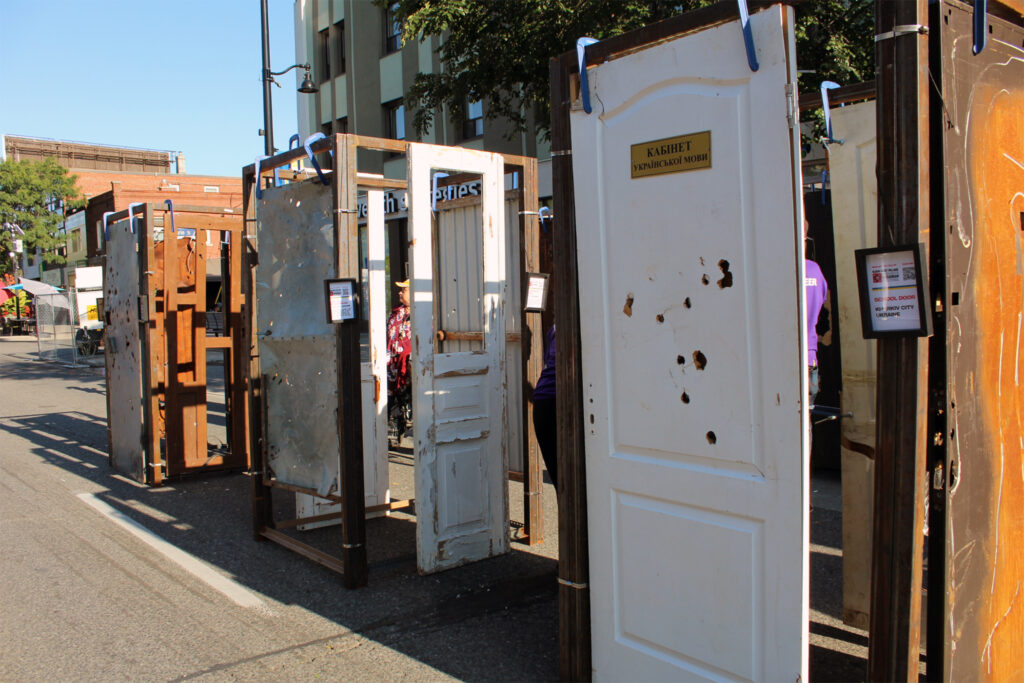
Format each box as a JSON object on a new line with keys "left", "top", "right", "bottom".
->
{"left": 126, "top": 203, "right": 144, "bottom": 234}
{"left": 254, "top": 155, "right": 269, "bottom": 200}
{"left": 303, "top": 132, "right": 331, "bottom": 186}
{"left": 820, "top": 81, "right": 844, "bottom": 145}
{"left": 576, "top": 37, "right": 599, "bottom": 114}
{"left": 164, "top": 199, "right": 176, "bottom": 235}
{"left": 973, "top": 0, "right": 987, "bottom": 54}
{"left": 737, "top": 0, "right": 760, "bottom": 72}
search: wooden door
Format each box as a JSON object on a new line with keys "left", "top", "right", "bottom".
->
{"left": 407, "top": 143, "right": 509, "bottom": 573}
{"left": 569, "top": 5, "right": 808, "bottom": 680}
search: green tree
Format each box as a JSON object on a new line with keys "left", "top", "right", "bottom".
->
{"left": 0, "top": 158, "right": 83, "bottom": 275}
{"left": 388, "top": 0, "right": 873, "bottom": 139}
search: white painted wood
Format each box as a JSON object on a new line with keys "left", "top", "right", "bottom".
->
{"left": 827, "top": 100, "right": 878, "bottom": 629}
{"left": 408, "top": 143, "right": 509, "bottom": 573}
{"left": 569, "top": 6, "right": 808, "bottom": 680}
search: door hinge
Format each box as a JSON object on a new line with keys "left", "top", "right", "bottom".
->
{"left": 785, "top": 83, "right": 798, "bottom": 129}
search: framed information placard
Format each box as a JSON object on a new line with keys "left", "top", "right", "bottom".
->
{"left": 524, "top": 273, "right": 549, "bottom": 312}
{"left": 854, "top": 243, "right": 932, "bottom": 338}
{"left": 324, "top": 278, "right": 359, "bottom": 323}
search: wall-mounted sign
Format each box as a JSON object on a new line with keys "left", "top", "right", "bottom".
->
{"left": 854, "top": 243, "right": 932, "bottom": 338}
{"left": 524, "top": 273, "right": 549, "bottom": 312}
{"left": 324, "top": 278, "right": 358, "bottom": 323}
{"left": 631, "top": 131, "right": 712, "bottom": 179}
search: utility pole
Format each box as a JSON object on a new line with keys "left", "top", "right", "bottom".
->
{"left": 260, "top": 0, "right": 275, "bottom": 157}
{"left": 867, "top": 0, "right": 930, "bottom": 680}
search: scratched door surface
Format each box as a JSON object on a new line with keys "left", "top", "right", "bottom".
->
{"left": 408, "top": 143, "right": 509, "bottom": 574}
{"left": 104, "top": 215, "right": 146, "bottom": 482}
{"left": 569, "top": 5, "right": 808, "bottom": 680}
{"left": 936, "top": 3, "right": 1024, "bottom": 679}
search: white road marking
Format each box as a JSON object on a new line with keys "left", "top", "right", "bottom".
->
{"left": 76, "top": 492, "right": 267, "bottom": 610}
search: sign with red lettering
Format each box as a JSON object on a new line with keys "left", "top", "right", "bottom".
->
{"left": 855, "top": 244, "right": 932, "bottom": 338}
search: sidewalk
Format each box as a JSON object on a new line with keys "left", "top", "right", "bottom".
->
{"left": 0, "top": 335, "right": 869, "bottom": 681}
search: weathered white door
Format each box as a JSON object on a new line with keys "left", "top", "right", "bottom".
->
{"left": 570, "top": 5, "right": 808, "bottom": 681}
{"left": 408, "top": 143, "right": 509, "bottom": 573}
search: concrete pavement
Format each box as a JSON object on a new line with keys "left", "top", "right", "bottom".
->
{"left": 0, "top": 335, "right": 869, "bottom": 681}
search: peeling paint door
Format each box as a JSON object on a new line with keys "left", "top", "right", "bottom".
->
{"left": 408, "top": 143, "right": 509, "bottom": 573}
{"left": 569, "top": 5, "right": 808, "bottom": 680}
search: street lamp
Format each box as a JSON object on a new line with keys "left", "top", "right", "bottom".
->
{"left": 260, "top": 0, "right": 319, "bottom": 157}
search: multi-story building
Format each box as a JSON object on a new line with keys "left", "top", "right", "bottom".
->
{"left": 1, "top": 135, "right": 242, "bottom": 284}
{"left": 291, "top": 0, "right": 552, "bottom": 196}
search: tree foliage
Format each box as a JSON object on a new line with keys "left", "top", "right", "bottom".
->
{"left": 0, "top": 158, "right": 83, "bottom": 274}
{"left": 388, "top": 0, "right": 874, "bottom": 139}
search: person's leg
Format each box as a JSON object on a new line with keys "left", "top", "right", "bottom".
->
{"left": 532, "top": 397, "right": 557, "bottom": 487}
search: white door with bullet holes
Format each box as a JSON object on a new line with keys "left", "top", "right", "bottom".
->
{"left": 570, "top": 5, "right": 808, "bottom": 681}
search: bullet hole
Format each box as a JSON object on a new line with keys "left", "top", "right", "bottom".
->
{"left": 684, "top": 297, "right": 691, "bottom": 309}
{"left": 951, "top": 292, "right": 959, "bottom": 305}
{"left": 717, "top": 260, "right": 733, "bottom": 288}
{"left": 656, "top": 313, "right": 665, "bottom": 323}
{"left": 701, "top": 274, "right": 709, "bottom": 286}
{"left": 623, "top": 293, "right": 634, "bottom": 317}
{"left": 693, "top": 350, "right": 707, "bottom": 370}
{"left": 681, "top": 392, "right": 690, "bottom": 404}
{"left": 676, "top": 355, "right": 685, "bottom": 365}
{"left": 589, "top": 414, "right": 595, "bottom": 424}
{"left": 706, "top": 431, "right": 717, "bottom": 444}
{"left": 699, "top": 257, "right": 705, "bottom": 266}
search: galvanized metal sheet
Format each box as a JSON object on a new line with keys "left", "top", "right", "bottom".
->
{"left": 104, "top": 217, "right": 145, "bottom": 481}
{"left": 256, "top": 181, "right": 340, "bottom": 493}
{"left": 939, "top": 2, "right": 1024, "bottom": 678}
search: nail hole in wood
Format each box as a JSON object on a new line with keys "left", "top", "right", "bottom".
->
{"left": 706, "top": 431, "right": 716, "bottom": 444}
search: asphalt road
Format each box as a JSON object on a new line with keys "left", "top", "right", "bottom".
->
{"left": 0, "top": 335, "right": 870, "bottom": 681}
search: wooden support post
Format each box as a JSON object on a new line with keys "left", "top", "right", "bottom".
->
{"left": 335, "top": 134, "right": 368, "bottom": 588}
{"left": 868, "top": 1, "right": 930, "bottom": 680}
{"left": 243, "top": 174, "right": 272, "bottom": 541}
{"left": 551, "top": 52, "right": 592, "bottom": 683}
{"left": 518, "top": 159, "right": 545, "bottom": 545}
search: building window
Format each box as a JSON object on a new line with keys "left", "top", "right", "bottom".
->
{"left": 334, "top": 20, "right": 345, "bottom": 74}
{"left": 385, "top": 100, "right": 405, "bottom": 141}
{"left": 462, "top": 99, "right": 484, "bottom": 140}
{"left": 318, "top": 28, "right": 331, "bottom": 82}
{"left": 336, "top": 117, "right": 348, "bottom": 134}
{"left": 383, "top": 2, "right": 402, "bottom": 54}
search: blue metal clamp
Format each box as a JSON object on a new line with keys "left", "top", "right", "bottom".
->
{"left": 820, "top": 80, "right": 843, "bottom": 144}
{"left": 164, "top": 199, "right": 176, "bottom": 235}
{"left": 576, "top": 37, "right": 599, "bottom": 115}
{"left": 289, "top": 134, "right": 301, "bottom": 150}
{"left": 126, "top": 202, "right": 144, "bottom": 234}
{"left": 254, "top": 155, "right": 269, "bottom": 200}
{"left": 303, "top": 133, "right": 330, "bottom": 186}
{"left": 737, "top": 0, "right": 759, "bottom": 72}
{"left": 102, "top": 211, "right": 115, "bottom": 241}
{"left": 539, "top": 206, "right": 553, "bottom": 233}
{"left": 973, "top": 0, "right": 987, "bottom": 54}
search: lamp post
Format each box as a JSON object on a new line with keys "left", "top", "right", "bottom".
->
{"left": 260, "top": 0, "right": 319, "bottom": 157}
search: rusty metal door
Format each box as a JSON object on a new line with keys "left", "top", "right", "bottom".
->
{"left": 934, "top": 2, "right": 1024, "bottom": 678}
{"left": 408, "top": 143, "right": 509, "bottom": 574}
{"left": 569, "top": 5, "right": 808, "bottom": 680}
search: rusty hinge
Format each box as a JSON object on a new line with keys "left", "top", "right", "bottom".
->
{"left": 786, "top": 83, "right": 798, "bottom": 129}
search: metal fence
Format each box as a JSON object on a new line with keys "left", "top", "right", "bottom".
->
{"left": 34, "top": 290, "right": 82, "bottom": 367}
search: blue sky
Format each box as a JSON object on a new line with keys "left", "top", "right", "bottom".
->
{"left": 0, "top": 1, "right": 303, "bottom": 178}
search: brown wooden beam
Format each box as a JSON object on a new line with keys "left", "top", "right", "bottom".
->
{"left": 551, "top": 51, "right": 592, "bottom": 683}
{"left": 867, "top": 1, "right": 931, "bottom": 680}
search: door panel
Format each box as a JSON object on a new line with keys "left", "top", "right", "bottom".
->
{"left": 104, "top": 216, "right": 146, "bottom": 482}
{"left": 408, "top": 143, "right": 509, "bottom": 573}
{"left": 569, "top": 6, "right": 807, "bottom": 680}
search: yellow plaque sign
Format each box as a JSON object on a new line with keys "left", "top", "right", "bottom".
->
{"left": 631, "top": 131, "right": 712, "bottom": 179}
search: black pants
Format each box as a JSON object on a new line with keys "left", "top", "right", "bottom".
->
{"left": 532, "top": 397, "right": 557, "bottom": 487}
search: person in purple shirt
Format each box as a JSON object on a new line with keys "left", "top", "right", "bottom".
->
{"left": 532, "top": 325, "right": 558, "bottom": 487}
{"left": 805, "top": 258, "right": 828, "bottom": 405}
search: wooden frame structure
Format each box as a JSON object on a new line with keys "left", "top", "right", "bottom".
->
{"left": 241, "top": 134, "right": 543, "bottom": 588}
{"left": 104, "top": 202, "right": 249, "bottom": 485}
